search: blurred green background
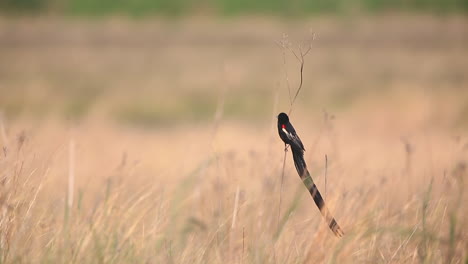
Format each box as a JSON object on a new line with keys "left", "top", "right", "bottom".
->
{"left": 2, "top": 0, "right": 467, "bottom": 15}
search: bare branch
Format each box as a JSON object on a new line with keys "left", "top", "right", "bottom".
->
{"left": 288, "top": 47, "right": 300, "bottom": 62}
{"left": 286, "top": 35, "right": 314, "bottom": 115}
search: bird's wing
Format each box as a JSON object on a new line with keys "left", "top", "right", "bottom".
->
{"left": 281, "top": 127, "right": 305, "bottom": 151}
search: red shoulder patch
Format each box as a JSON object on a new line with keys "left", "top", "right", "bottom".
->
{"left": 281, "top": 124, "right": 286, "bottom": 129}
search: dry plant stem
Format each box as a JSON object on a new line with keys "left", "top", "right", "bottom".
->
{"left": 0, "top": 111, "right": 8, "bottom": 147}
{"left": 282, "top": 48, "right": 292, "bottom": 104}
{"left": 212, "top": 77, "right": 228, "bottom": 227}
{"left": 325, "top": 154, "right": 328, "bottom": 200}
{"left": 229, "top": 185, "right": 240, "bottom": 263}
{"left": 277, "top": 145, "right": 288, "bottom": 230}
{"left": 275, "top": 37, "right": 292, "bottom": 233}
{"left": 389, "top": 223, "right": 419, "bottom": 262}
{"left": 276, "top": 35, "right": 293, "bottom": 105}
{"left": 231, "top": 185, "right": 240, "bottom": 229}
{"left": 276, "top": 37, "right": 312, "bottom": 231}
{"left": 288, "top": 44, "right": 312, "bottom": 115}
{"left": 212, "top": 74, "right": 227, "bottom": 137}
{"left": 242, "top": 227, "right": 245, "bottom": 263}
{"left": 268, "top": 83, "right": 281, "bottom": 155}
{"left": 68, "top": 138, "right": 75, "bottom": 210}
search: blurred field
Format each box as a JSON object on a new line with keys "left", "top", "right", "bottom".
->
{"left": 2, "top": 0, "right": 468, "bottom": 15}
{"left": 0, "top": 16, "right": 467, "bottom": 263}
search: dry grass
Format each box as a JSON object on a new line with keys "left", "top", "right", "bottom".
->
{"left": 0, "top": 15, "right": 467, "bottom": 263}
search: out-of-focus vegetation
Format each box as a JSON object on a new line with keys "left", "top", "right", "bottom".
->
{"left": 1, "top": 17, "right": 467, "bottom": 127}
{"left": 1, "top": 0, "right": 468, "bottom": 15}
{"left": 0, "top": 8, "right": 467, "bottom": 264}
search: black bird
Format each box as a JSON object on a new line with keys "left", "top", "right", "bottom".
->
{"left": 277, "top": 112, "right": 344, "bottom": 237}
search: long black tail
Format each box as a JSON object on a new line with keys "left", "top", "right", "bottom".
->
{"left": 291, "top": 147, "right": 344, "bottom": 237}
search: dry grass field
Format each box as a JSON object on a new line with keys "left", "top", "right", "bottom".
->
{"left": 0, "top": 15, "right": 467, "bottom": 263}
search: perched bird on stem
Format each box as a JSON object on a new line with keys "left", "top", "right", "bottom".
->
{"left": 277, "top": 112, "right": 344, "bottom": 237}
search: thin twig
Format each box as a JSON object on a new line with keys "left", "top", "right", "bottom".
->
{"left": 324, "top": 154, "right": 328, "bottom": 200}
{"left": 288, "top": 44, "right": 312, "bottom": 115}
{"left": 286, "top": 36, "right": 314, "bottom": 115}
{"left": 0, "top": 111, "right": 8, "bottom": 147}
{"left": 231, "top": 185, "right": 240, "bottom": 229}
{"left": 212, "top": 64, "right": 229, "bottom": 137}
{"left": 212, "top": 65, "right": 229, "bottom": 226}
{"left": 68, "top": 138, "right": 75, "bottom": 210}
{"left": 242, "top": 227, "right": 245, "bottom": 263}
{"left": 274, "top": 36, "right": 293, "bottom": 235}
{"left": 389, "top": 224, "right": 419, "bottom": 262}
{"left": 276, "top": 33, "right": 314, "bottom": 230}
{"left": 277, "top": 146, "right": 288, "bottom": 230}
{"left": 275, "top": 34, "right": 293, "bottom": 105}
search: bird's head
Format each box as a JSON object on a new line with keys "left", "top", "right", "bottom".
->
{"left": 277, "top": 112, "right": 289, "bottom": 124}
